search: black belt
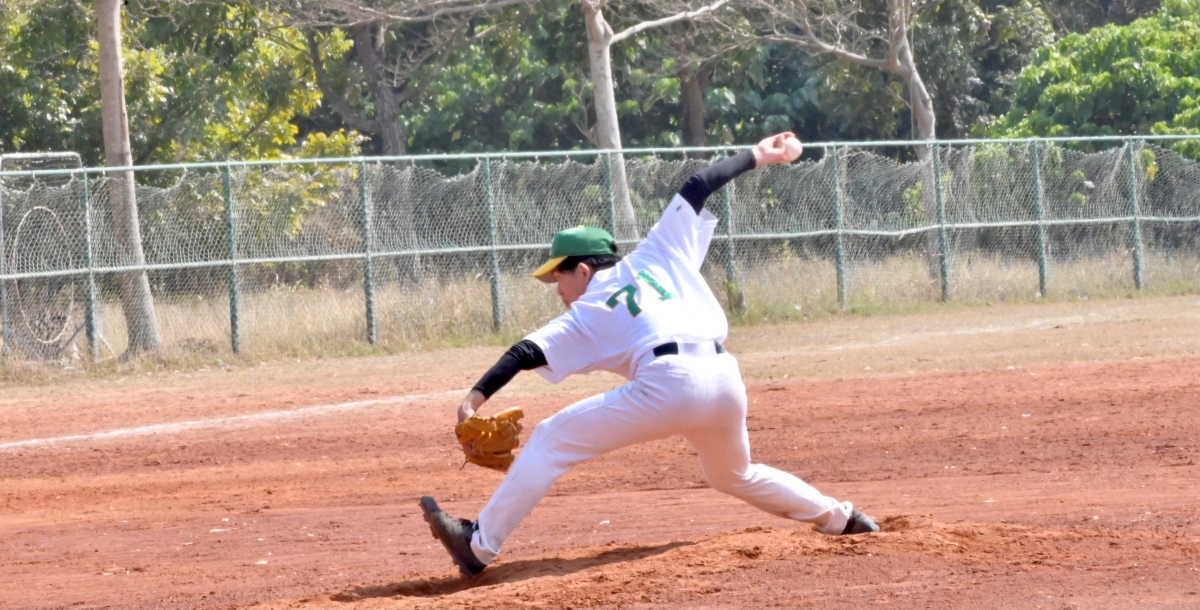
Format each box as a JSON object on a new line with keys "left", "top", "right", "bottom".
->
{"left": 652, "top": 341, "right": 726, "bottom": 357}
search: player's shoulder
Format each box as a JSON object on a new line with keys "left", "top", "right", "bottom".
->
{"left": 579, "top": 262, "right": 630, "bottom": 298}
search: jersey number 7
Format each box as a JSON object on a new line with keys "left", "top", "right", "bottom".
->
{"left": 606, "top": 270, "right": 674, "bottom": 317}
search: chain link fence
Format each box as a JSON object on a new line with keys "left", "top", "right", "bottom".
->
{"left": 1, "top": 136, "right": 1198, "bottom": 365}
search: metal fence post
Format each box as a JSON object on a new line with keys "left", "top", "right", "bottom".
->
{"left": 603, "top": 152, "right": 617, "bottom": 235}
{"left": 223, "top": 164, "right": 241, "bottom": 354}
{"left": 1126, "top": 140, "right": 1145, "bottom": 290}
{"left": 829, "top": 146, "right": 848, "bottom": 309}
{"left": 933, "top": 144, "right": 951, "bottom": 302}
{"left": 0, "top": 169, "right": 8, "bottom": 358}
{"left": 81, "top": 172, "right": 99, "bottom": 362}
{"left": 1031, "top": 140, "right": 1049, "bottom": 297}
{"left": 483, "top": 157, "right": 503, "bottom": 331}
{"left": 721, "top": 156, "right": 744, "bottom": 314}
{"left": 359, "top": 161, "right": 377, "bottom": 345}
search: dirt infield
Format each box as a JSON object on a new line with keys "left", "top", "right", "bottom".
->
{"left": 2, "top": 296, "right": 1199, "bottom": 609}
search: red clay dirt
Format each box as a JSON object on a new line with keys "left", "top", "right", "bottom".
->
{"left": 2, "top": 297, "right": 1199, "bottom": 610}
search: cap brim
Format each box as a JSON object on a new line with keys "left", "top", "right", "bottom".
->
{"left": 532, "top": 256, "right": 567, "bottom": 282}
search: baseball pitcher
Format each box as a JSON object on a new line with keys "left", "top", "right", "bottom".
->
{"left": 421, "top": 133, "right": 879, "bottom": 577}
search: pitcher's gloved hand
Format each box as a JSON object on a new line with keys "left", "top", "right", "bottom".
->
{"left": 455, "top": 406, "right": 524, "bottom": 471}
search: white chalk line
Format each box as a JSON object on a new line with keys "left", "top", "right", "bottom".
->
{"left": 0, "top": 388, "right": 465, "bottom": 451}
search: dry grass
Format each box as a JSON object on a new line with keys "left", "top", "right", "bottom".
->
{"left": 82, "top": 273, "right": 562, "bottom": 363}
{"left": 3, "top": 249, "right": 1198, "bottom": 376}
{"left": 723, "top": 249, "right": 1200, "bottom": 324}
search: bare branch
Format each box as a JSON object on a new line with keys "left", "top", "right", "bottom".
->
{"left": 741, "top": 0, "right": 936, "bottom": 142}
{"left": 565, "top": 78, "right": 597, "bottom": 146}
{"left": 760, "top": 32, "right": 889, "bottom": 70}
{"left": 609, "top": 0, "right": 733, "bottom": 45}
{"left": 393, "top": 22, "right": 469, "bottom": 104}
{"left": 744, "top": 0, "right": 895, "bottom": 72}
{"left": 307, "top": 0, "right": 537, "bottom": 25}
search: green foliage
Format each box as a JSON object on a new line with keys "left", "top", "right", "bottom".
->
{"left": 0, "top": 0, "right": 357, "bottom": 165}
{"left": 401, "top": 0, "right": 591, "bottom": 153}
{"left": 3, "top": 0, "right": 1193, "bottom": 167}
{"left": 0, "top": 1, "right": 97, "bottom": 158}
{"left": 902, "top": 182, "right": 925, "bottom": 223}
{"left": 913, "top": 0, "right": 1055, "bottom": 136}
{"left": 987, "top": 2, "right": 1200, "bottom": 153}
{"left": 1038, "top": 0, "right": 1162, "bottom": 34}
{"left": 1138, "top": 147, "right": 1159, "bottom": 181}
{"left": 714, "top": 0, "right": 1054, "bottom": 146}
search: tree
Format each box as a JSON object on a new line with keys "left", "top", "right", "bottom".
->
{"left": 396, "top": 2, "right": 752, "bottom": 153}
{"left": 613, "top": 16, "right": 755, "bottom": 152}
{"left": 576, "top": 0, "right": 734, "bottom": 238}
{"left": 128, "top": 0, "right": 358, "bottom": 163}
{"left": 393, "top": 1, "right": 744, "bottom": 154}
{"left": 0, "top": 1, "right": 96, "bottom": 159}
{"left": 986, "top": 0, "right": 1200, "bottom": 149}
{"left": 304, "top": 22, "right": 461, "bottom": 156}
{"left": 281, "top": 0, "right": 539, "bottom": 156}
{"left": 613, "top": 0, "right": 1052, "bottom": 144}
{"left": 912, "top": 0, "right": 1054, "bottom": 138}
{"left": 736, "top": 0, "right": 1038, "bottom": 288}
{"left": 399, "top": 2, "right": 590, "bottom": 153}
{"left": 742, "top": 0, "right": 937, "bottom": 158}
{"left": 96, "top": 0, "right": 162, "bottom": 356}
{"left": 0, "top": 0, "right": 359, "bottom": 166}
{"left": 278, "top": 1, "right": 542, "bottom": 284}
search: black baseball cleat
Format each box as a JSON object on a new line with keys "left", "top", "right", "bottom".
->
{"left": 841, "top": 509, "right": 881, "bottom": 535}
{"left": 419, "top": 496, "right": 487, "bottom": 577}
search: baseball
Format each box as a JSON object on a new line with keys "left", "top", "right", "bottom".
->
{"left": 783, "top": 136, "right": 803, "bottom": 162}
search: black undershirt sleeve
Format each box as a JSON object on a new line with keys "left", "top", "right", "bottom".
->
{"left": 471, "top": 339, "right": 548, "bottom": 399}
{"left": 678, "top": 149, "right": 758, "bottom": 214}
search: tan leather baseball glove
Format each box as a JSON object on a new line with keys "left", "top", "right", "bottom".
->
{"left": 455, "top": 406, "right": 524, "bottom": 471}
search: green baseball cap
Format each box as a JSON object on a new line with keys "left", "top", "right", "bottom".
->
{"left": 532, "top": 225, "right": 616, "bottom": 282}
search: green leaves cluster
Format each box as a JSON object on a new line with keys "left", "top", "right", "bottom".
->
{"left": 403, "top": 1, "right": 590, "bottom": 153}
{"left": 988, "top": 0, "right": 1200, "bottom": 148}
{"left": 0, "top": 0, "right": 361, "bottom": 166}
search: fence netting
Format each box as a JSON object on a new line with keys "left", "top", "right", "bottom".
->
{"left": 2, "top": 139, "right": 1198, "bottom": 364}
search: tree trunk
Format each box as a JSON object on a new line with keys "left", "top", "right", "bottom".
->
{"left": 96, "top": 0, "right": 161, "bottom": 357}
{"left": 581, "top": 1, "right": 638, "bottom": 240}
{"left": 349, "top": 23, "right": 426, "bottom": 282}
{"left": 353, "top": 23, "right": 407, "bottom": 156}
{"left": 680, "top": 59, "right": 708, "bottom": 159}
{"left": 897, "top": 52, "right": 936, "bottom": 160}
{"left": 897, "top": 53, "right": 946, "bottom": 292}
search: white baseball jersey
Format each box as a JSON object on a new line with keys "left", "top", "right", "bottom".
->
{"left": 526, "top": 195, "right": 728, "bottom": 383}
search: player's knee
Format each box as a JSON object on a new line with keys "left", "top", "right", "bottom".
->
{"left": 526, "top": 419, "right": 554, "bottom": 446}
{"left": 703, "top": 466, "right": 755, "bottom": 494}
{"left": 523, "top": 420, "right": 572, "bottom": 466}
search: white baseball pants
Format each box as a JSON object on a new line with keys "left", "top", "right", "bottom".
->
{"left": 470, "top": 350, "right": 854, "bottom": 564}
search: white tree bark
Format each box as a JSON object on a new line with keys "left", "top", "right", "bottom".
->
{"left": 580, "top": 1, "right": 638, "bottom": 240}
{"left": 96, "top": 0, "right": 162, "bottom": 357}
{"left": 579, "top": 0, "right": 733, "bottom": 240}
{"left": 751, "top": 0, "right": 936, "bottom": 157}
